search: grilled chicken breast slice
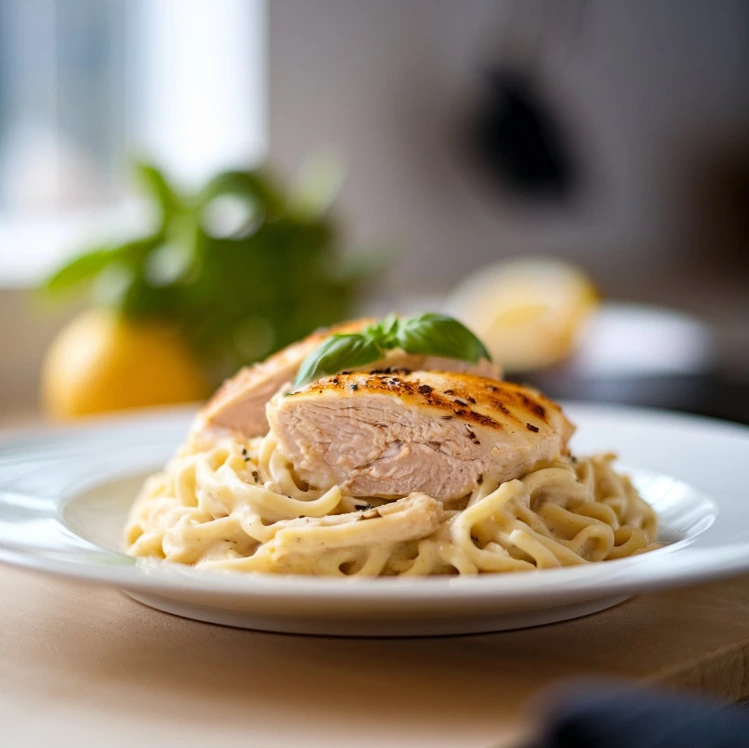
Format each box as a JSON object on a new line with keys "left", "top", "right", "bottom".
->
{"left": 194, "top": 320, "right": 501, "bottom": 439}
{"left": 194, "top": 319, "right": 370, "bottom": 439}
{"left": 266, "top": 371, "right": 574, "bottom": 501}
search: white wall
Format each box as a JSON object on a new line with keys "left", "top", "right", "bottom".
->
{"left": 268, "top": 0, "right": 749, "bottom": 296}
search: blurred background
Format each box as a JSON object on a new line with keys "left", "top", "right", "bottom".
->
{"left": 1, "top": 0, "right": 748, "bottom": 425}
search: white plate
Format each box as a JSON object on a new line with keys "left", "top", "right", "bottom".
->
{"left": 0, "top": 403, "right": 747, "bottom": 637}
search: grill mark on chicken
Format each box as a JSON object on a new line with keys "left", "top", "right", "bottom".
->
{"left": 305, "top": 372, "right": 506, "bottom": 430}
{"left": 491, "top": 399, "right": 514, "bottom": 419}
{"left": 486, "top": 388, "right": 550, "bottom": 425}
{"left": 518, "top": 391, "right": 547, "bottom": 421}
{"left": 305, "top": 370, "right": 557, "bottom": 433}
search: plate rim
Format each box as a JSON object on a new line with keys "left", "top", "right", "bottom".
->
{"left": 1, "top": 401, "right": 748, "bottom": 605}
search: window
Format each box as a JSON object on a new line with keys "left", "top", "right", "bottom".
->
{"left": 0, "top": 0, "right": 266, "bottom": 282}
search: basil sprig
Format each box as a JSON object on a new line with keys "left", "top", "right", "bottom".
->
{"left": 294, "top": 312, "right": 491, "bottom": 386}
{"left": 42, "top": 161, "right": 381, "bottom": 383}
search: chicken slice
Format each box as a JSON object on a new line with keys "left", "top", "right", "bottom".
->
{"left": 194, "top": 319, "right": 370, "bottom": 439}
{"left": 194, "top": 320, "right": 501, "bottom": 439}
{"left": 266, "top": 371, "right": 574, "bottom": 501}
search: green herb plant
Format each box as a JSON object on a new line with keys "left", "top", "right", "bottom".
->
{"left": 295, "top": 313, "right": 491, "bottom": 386}
{"left": 43, "top": 161, "right": 377, "bottom": 382}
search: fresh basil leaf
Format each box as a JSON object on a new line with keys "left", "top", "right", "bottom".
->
{"left": 363, "top": 312, "right": 399, "bottom": 350}
{"left": 134, "top": 162, "right": 181, "bottom": 226}
{"left": 294, "top": 333, "right": 382, "bottom": 386}
{"left": 42, "top": 247, "right": 118, "bottom": 295}
{"left": 379, "top": 313, "right": 399, "bottom": 344}
{"left": 396, "top": 313, "right": 491, "bottom": 363}
{"left": 42, "top": 158, "right": 378, "bottom": 383}
{"left": 197, "top": 169, "right": 284, "bottom": 218}
{"left": 42, "top": 237, "right": 157, "bottom": 298}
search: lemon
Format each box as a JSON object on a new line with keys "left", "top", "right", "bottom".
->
{"left": 446, "top": 258, "right": 599, "bottom": 372}
{"left": 42, "top": 308, "right": 211, "bottom": 419}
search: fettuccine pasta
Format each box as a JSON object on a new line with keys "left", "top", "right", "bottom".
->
{"left": 125, "top": 433, "right": 658, "bottom": 576}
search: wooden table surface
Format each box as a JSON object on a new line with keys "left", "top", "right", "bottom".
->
{"left": 2, "top": 565, "right": 749, "bottom": 748}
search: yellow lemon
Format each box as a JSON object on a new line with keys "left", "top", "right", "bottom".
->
{"left": 446, "top": 258, "right": 599, "bottom": 372}
{"left": 42, "top": 308, "right": 211, "bottom": 419}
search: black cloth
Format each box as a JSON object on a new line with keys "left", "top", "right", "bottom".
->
{"left": 525, "top": 681, "right": 749, "bottom": 748}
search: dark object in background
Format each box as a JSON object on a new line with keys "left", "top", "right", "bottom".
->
{"left": 469, "top": 68, "right": 578, "bottom": 201}
{"left": 682, "top": 137, "right": 749, "bottom": 277}
{"left": 466, "top": 0, "right": 587, "bottom": 202}
{"left": 520, "top": 303, "right": 749, "bottom": 426}
{"left": 527, "top": 358, "right": 749, "bottom": 427}
{"left": 524, "top": 680, "right": 749, "bottom": 748}
{"left": 524, "top": 303, "right": 720, "bottom": 417}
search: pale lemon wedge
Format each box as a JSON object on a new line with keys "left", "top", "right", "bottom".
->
{"left": 445, "top": 258, "right": 599, "bottom": 372}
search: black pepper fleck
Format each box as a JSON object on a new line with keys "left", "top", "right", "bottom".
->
{"left": 350, "top": 383, "right": 359, "bottom": 391}
{"left": 444, "top": 389, "right": 455, "bottom": 395}
{"left": 467, "top": 396, "right": 476, "bottom": 404}
{"left": 417, "top": 384, "right": 433, "bottom": 395}
{"left": 251, "top": 470, "right": 260, "bottom": 482}
{"left": 454, "top": 399, "right": 467, "bottom": 407}
{"left": 526, "top": 423, "right": 540, "bottom": 433}
{"left": 441, "top": 415, "right": 453, "bottom": 420}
